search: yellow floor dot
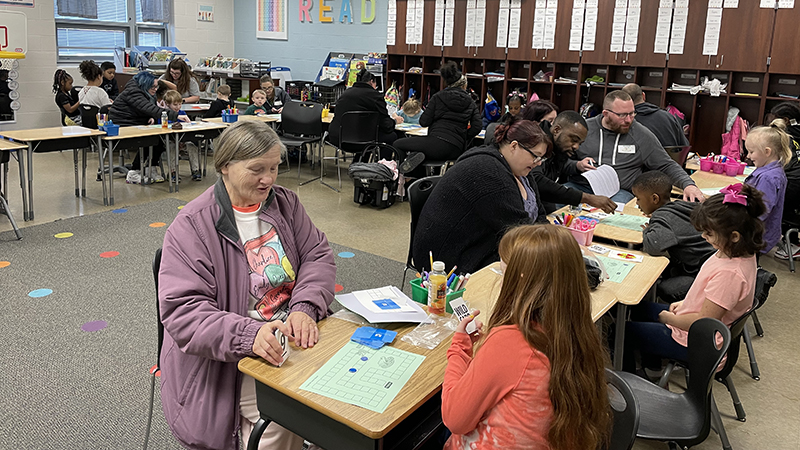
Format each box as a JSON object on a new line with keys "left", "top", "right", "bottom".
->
{"left": 54, "top": 232, "right": 74, "bottom": 238}
{"left": 177, "top": 205, "right": 184, "bottom": 210}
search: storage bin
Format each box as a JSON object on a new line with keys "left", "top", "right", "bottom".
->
{"left": 104, "top": 124, "right": 119, "bottom": 136}
{"left": 567, "top": 226, "right": 595, "bottom": 246}
{"left": 725, "top": 161, "right": 740, "bottom": 176}
{"left": 712, "top": 161, "right": 725, "bottom": 174}
{"left": 409, "top": 278, "right": 464, "bottom": 314}
{"left": 699, "top": 158, "right": 713, "bottom": 171}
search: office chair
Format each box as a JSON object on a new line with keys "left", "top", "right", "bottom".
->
{"left": 321, "top": 111, "right": 380, "bottom": 192}
{"left": 402, "top": 176, "right": 442, "bottom": 285}
{"left": 143, "top": 248, "right": 165, "bottom": 450}
{"left": 279, "top": 101, "right": 324, "bottom": 184}
{"left": 605, "top": 368, "right": 639, "bottom": 450}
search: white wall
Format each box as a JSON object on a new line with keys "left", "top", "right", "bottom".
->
{"left": 0, "top": 0, "right": 234, "bottom": 130}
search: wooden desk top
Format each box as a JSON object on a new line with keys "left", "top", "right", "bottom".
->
{"left": 204, "top": 115, "right": 277, "bottom": 124}
{"left": 603, "top": 246, "right": 669, "bottom": 305}
{"left": 462, "top": 261, "right": 618, "bottom": 323}
{"left": 239, "top": 311, "right": 450, "bottom": 440}
{"left": 690, "top": 169, "right": 742, "bottom": 189}
{"left": 101, "top": 126, "right": 173, "bottom": 141}
{"left": 0, "top": 139, "right": 29, "bottom": 150}
{"left": 1, "top": 126, "right": 106, "bottom": 142}
{"left": 168, "top": 122, "right": 228, "bottom": 134}
{"left": 552, "top": 203, "right": 645, "bottom": 245}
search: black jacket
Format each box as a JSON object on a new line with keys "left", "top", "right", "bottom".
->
{"left": 420, "top": 86, "right": 482, "bottom": 151}
{"left": 783, "top": 130, "right": 800, "bottom": 227}
{"left": 412, "top": 145, "right": 547, "bottom": 274}
{"left": 327, "top": 82, "right": 394, "bottom": 146}
{"left": 100, "top": 77, "right": 119, "bottom": 100}
{"left": 531, "top": 121, "right": 584, "bottom": 211}
{"left": 204, "top": 98, "right": 235, "bottom": 118}
{"left": 265, "top": 86, "right": 292, "bottom": 112}
{"left": 109, "top": 79, "right": 178, "bottom": 126}
{"left": 642, "top": 200, "right": 715, "bottom": 276}
{"left": 634, "top": 102, "right": 689, "bottom": 148}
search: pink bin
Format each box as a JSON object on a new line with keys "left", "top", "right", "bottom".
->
{"left": 724, "top": 161, "right": 740, "bottom": 176}
{"left": 568, "top": 227, "right": 595, "bottom": 246}
{"left": 712, "top": 161, "right": 725, "bottom": 174}
{"left": 738, "top": 162, "right": 747, "bottom": 175}
{"left": 699, "top": 158, "right": 713, "bottom": 172}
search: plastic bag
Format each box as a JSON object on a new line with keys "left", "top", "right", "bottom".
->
{"left": 328, "top": 308, "right": 371, "bottom": 326}
{"left": 401, "top": 314, "right": 458, "bottom": 350}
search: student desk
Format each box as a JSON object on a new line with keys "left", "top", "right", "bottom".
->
{"left": 167, "top": 122, "right": 228, "bottom": 185}
{"left": 553, "top": 201, "right": 645, "bottom": 247}
{"left": 0, "top": 139, "right": 29, "bottom": 239}
{"left": 0, "top": 127, "right": 105, "bottom": 221}
{"left": 239, "top": 314, "right": 449, "bottom": 450}
{"left": 101, "top": 127, "right": 172, "bottom": 206}
{"left": 180, "top": 103, "right": 210, "bottom": 117}
{"left": 398, "top": 127, "right": 486, "bottom": 140}
{"left": 203, "top": 115, "right": 278, "bottom": 124}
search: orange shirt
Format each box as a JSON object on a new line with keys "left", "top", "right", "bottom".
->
{"left": 442, "top": 325, "right": 553, "bottom": 450}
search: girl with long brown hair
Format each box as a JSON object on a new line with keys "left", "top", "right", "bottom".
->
{"left": 442, "top": 224, "right": 611, "bottom": 450}
{"left": 159, "top": 58, "right": 200, "bottom": 103}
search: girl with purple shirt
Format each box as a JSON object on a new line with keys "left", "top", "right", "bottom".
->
{"left": 744, "top": 121, "right": 792, "bottom": 254}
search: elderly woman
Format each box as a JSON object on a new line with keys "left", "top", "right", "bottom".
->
{"left": 413, "top": 116, "right": 551, "bottom": 274}
{"left": 158, "top": 121, "right": 336, "bottom": 450}
{"left": 109, "top": 71, "right": 189, "bottom": 183}
{"left": 159, "top": 58, "right": 201, "bottom": 103}
{"left": 396, "top": 61, "right": 482, "bottom": 176}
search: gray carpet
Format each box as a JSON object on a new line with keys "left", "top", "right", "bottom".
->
{"left": 0, "top": 199, "right": 405, "bottom": 450}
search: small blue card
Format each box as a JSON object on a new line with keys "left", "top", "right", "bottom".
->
{"left": 351, "top": 327, "right": 398, "bottom": 349}
{"left": 373, "top": 299, "right": 401, "bottom": 310}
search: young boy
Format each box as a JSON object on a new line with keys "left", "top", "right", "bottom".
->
{"left": 204, "top": 84, "right": 235, "bottom": 118}
{"left": 164, "top": 90, "right": 202, "bottom": 181}
{"left": 632, "top": 171, "right": 716, "bottom": 303}
{"left": 244, "top": 89, "right": 268, "bottom": 115}
{"left": 100, "top": 62, "right": 119, "bottom": 100}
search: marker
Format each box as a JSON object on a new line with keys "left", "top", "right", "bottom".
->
{"left": 460, "top": 273, "right": 471, "bottom": 289}
{"left": 447, "top": 273, "right": 457, "bottom": 287}
{"left": 455, "top": 275, "right": 465, "bottom": 291}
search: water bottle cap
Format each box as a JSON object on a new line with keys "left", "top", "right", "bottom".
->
{"left": 432, "top": 261, "right": 445, "bottom": 271}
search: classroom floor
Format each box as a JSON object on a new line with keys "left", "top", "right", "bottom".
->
{"left": 1, "top": 149, "right": 799, "bottom": 449}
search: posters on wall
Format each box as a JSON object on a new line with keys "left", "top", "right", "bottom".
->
{"left": 387, "top": 0, "right": 396, "bottom": 46}
{"left": 257, "top": 0, "right": 288, "bottom": 40}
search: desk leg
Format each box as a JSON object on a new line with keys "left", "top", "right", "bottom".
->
{"left": 246, "top": 419, "right": 271, "bottom": 450}
{"left": 16, "top": 149, "right": 28, "bottom": 221}
{"left": 73, "top": 148, "right": 80, "bottom": 197}
{"left": 614, "top": 304, "right": 627, "bottom": 371}
{"left": 164, "top": 135, "right": 174, "bottom": 193}
{"left": 26, "top": 143, "right": 33, "bottom": 220}
{"left": 108, "top": 139, "right": 114, "bottom": 206}
{"left": 100, "top": 142, "right": 109, "bottom": 206}
{"left": 174, "top": 134, "right": 180, "bottom": 192}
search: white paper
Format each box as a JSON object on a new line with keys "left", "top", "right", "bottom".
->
{"left": 62, "top": 126, "right": 92, "bottom": 136}
{"left": 723, "top": 0, "right": 738, "bottom": 6}
{"left": 532, "top": 6, "right": 545, "bottom": 49}
{"left": 778, "top": 0, "right": 794, "bottom": 7}
{"left": 709, "top": 0, "right": 723, "bottom": 7}
{"left": 444, "top": 7, "right": 455, "bottom": 46}
{"left": 387, "top": 0, "right": 397, "bottom": 46}
{"left": 570, "top": 6, "right": 584, "bottom": 51}
{"left": 511, "top": 0, "right": 522, "bottom": 7}
{"left": 337, "top": 288, "right": 433, "bottom": 324}
{"left": 354, "top": 287, "right": 418, "bottom": 313}
{"left": 508, "top": 8, "right": 521, "bottom": 48}
{"left": 581, "top": 165, "right": 621, "bottom": 198}
{"left": 543, "top": 5, "right": 557, "bottom": 49}
{"left": 434, "top": 3, "right": 444, "bottom": 46}
{"left": 474, "top": 7, "right": 486, "bottom": 47}
{"left": 676, "top": 0, "right": 689, "bottom": 7}
{"left": 449, "top": 298, "right": 477, "bottom": 334}
{"left": 415, "top": 1, "right": 425, "bottom": 44}
{"left": 760, "top": 0, "right": 774, "bottom": 6}
{"left": 702, "top": 7, "right": 722, "bottom": 55}
{"left": 497, "top": 7, "right": 510, "bottom": 47}
{"left": 465, "top": 8, "right": 476, "bottom": 47}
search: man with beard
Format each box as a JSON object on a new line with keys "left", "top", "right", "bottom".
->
{"left": 564, "top": 90, "right": 703, "bottom": 204}
{"left": 622, "top": 83, "right": 689, "bottom": 148}
{"left": 532, "top": 111, "right": 617, "bottom": 213}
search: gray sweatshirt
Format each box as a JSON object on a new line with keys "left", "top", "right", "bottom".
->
{"left": 642, "top": 200, "right": 715, "bottom": 276}
{"left": 566, "top": 116, "right": 695, "bottom": 191}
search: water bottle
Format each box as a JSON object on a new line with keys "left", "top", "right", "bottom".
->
{"left": 161, "top": 111, "right": 168, "bottom": 129}
{"left": 427, "top": 261, "right": 447, "bottom": 315}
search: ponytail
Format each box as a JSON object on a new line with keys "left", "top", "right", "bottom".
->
{"left": 52, "top": 69, "right": 71, "bottom": 94}
{"left": 750, "top": 122, "right": 793, "bottom": 166}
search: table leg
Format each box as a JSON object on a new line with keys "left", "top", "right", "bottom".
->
{"left": 26, "top": 143, "right": 33, "bottom": 220}
{"left": 99, "top": 142, "right": 108, "bottom": 206}
{"left": 174, "top": 133, "right": 180, "bottom": 192}
{"left": 73, "top": 148, "right": 79, "bottom": 197}
{"left": 246, "top": 419, "right": 271, "bottom": 450}
{"left": 613, "top": 304, "right": 627, "bottom": 371}
{"left": 108, "top": 139, "right": 115, "bottom": 206}
{"left": 163, "top": 135, "right": 174, "bottom": 193}
{"left": 17, "top": 148, "right": 28, "bottom": 221}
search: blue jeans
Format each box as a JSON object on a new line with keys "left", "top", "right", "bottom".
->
{"left": 562, "top": 181, "right": 635, "bottom": 205}
{"left": 623, "top": 302, "right": 689, "bottom": 373}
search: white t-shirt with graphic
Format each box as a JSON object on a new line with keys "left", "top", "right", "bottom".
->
{"left": 78, "top": 85, "right": 111, "bottom": 109}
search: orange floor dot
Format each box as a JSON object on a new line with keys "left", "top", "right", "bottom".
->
{"left": 0, "top": 261, "right": 10, "bottom": 268}
{"left": 149, "top": 222, "right": 167, "bottom": 228}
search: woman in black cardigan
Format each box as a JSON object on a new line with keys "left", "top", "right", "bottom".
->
{"left": 412, "top": 116, "right": 552, "bottom": 274}
{"left": 396, "top": 61, "right": 482, "bottom": 175}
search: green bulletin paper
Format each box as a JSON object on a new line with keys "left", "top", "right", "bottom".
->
{"left": 599, "top": 214, "right": 650, "bottom": 231}
{"left": 596, "top": 256, "right": 635, "bottom": 284}
{"left": 299, "top": 341, "right": 426, "bottom": 413}
{"left": 700, "top": 187, "right": 726, "bottom": 197}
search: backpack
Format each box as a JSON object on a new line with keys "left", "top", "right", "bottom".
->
{"left": 384, "top": 82, "right": 401, "bottom": 116}
{"left": 483, "top": 91, "right": 501, "bottom": 124}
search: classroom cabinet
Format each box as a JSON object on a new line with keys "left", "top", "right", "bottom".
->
{"left": 580, "top": 0, "right": 665, "bottom": 68}
{"left": 768, "top": 5, "right": 800, "bottom": 74}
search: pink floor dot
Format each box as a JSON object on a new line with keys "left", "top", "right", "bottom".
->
{"left": 335, "top": 284, "right": 344, "bottom": 293}
{"left": 81, "top": 320, "right": 107, "bottom": 332}
{"left": 99, "top": 251, "right": 120, "bottom": 258}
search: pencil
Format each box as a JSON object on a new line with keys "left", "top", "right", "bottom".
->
{"left": 446, "top": 265, "right": 457, "bottom": 279}
{"left": 429, "top": 251, "right": 434, "bottom": 270}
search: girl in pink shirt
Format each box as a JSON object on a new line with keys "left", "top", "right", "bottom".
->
{"left": 624, "top": 183, "right": 766, "bottom": 376}
{"left": 442, "top": 225, "right": 611, "bottom": 450}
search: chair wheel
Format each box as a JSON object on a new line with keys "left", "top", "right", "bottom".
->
{"left": 739, "top": 417, "right": 746, "bottom": 422}
{"left": 753, "top": 376, "right": 760, "bottom": 381}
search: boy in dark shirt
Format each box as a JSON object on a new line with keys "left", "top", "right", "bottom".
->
{"left": 100, "top": 62, "right": 119, "bottom": 100}
{"left": 633, "top": 171, "right": 716, "bottom": 303}
{"left": 204, "top": 84, "right": 235, "bottom": 118}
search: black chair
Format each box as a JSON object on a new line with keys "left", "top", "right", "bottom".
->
{"left": 740, "top": 269, "right": 777, "bottom": 380}
{"left": 657, "top": 269, "right": 778, "bottom": 423}
{"left": 82, "top": 104, "right": 128, "bottom": 182}
{"left": 143, "top": 248, "right": 165, "bottom": 450}
{"left": 605, "top": 368, "right": 639, "bottom": 450}
{"left": 664, "top": 145, "right": 692, "bottom": 169}
{"left": 321, "top": 111, "right": 380, "bottom": 192}
{"left": 402, "top": 176, "right": 442, "bottom": 285}
{"left": 279, "top": 101, "right": 324, "bottom": 184}
{"left": 617, "top": 318, "right": 732, "bottom": 450}
{"left": 782, "top": 214, "right": 800, "bottom": 272}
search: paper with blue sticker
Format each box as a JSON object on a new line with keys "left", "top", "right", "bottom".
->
{"left": 351, "top": 326, "right": 398, "bottom": 349}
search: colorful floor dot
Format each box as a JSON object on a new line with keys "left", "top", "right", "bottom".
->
{"left": 349, "top": 368, "right": 357, "bottom": 373}
{"left": 149, "top": 222, "right": 167, "bottom": 228}
{"left": 28, "top": 289, "right": 53, "bottom": 298}
{"left": 334, "top": 284, "right": 344, "bottom": 293}
{"left": 338, "top": 252, "right": 355, "bottom": 258}
{"left": 149, "top": 365, "right": 161, "bottom": 377}
{"left": 54, "top": 232, "right": 73, "bottom": 239}
{"left": 99, "top": 251, "right": 120, "bottom": 258}
{"left": 177, "top": 205, "right": 184, "bottom": 210}
{"left": 0, "top": 261, "right": 9, "bottom": 268}
{"left": 81, "top": 320, "right": 107, "bottom": 332}
{"left": 111, "top": 208, "right": 128, "bottom": 213}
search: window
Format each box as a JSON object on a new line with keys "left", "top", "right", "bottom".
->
{"left": 54, "top": 0, "right": 170, "bottom": 63}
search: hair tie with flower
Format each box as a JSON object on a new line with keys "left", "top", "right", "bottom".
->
{"left": 721, "top": 183, "right": 747, "bottom": 206}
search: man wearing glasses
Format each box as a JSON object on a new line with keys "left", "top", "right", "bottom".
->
{"left": 564, "top": 90, "right": 703, "bottom": 204}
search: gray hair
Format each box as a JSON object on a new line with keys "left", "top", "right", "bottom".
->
{"left": 213, "top": 121, "right": 286, "bottom": 174}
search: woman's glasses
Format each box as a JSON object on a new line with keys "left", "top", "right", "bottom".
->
{"left": 518, "top": 142, "right": 548, "bottom": 164}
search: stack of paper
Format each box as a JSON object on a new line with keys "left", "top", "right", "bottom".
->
{"left": 337, "top": 286, "right": 433, "bottom": 324}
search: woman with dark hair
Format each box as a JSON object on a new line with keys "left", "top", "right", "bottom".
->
{"left": 109, "top": 71, "right": 189, "bottom": 183}
{"left": 159, "top": 58, "right": 200, "bottom": 103}
{"left": 77, "top": 60, "right": 112, "bottom": 109}
{"left": 412, "top": 116, "right": 551, "bottom": 274}
{"left": 523, "top": 99, "right": 559, "bottom": 124}
{"left": 396, "top": 61, "right": 482, "bottom": 175}
{"left": 327, "top": 68, "right": 400, "bottom": 148}
{"left": 259, "top": 74, "right": 293, "bottom": 113}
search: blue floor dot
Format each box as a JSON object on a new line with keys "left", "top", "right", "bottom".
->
{"left": 338, "top": 252, "right": 355, "bottom": 258}
{"left": 361, "top": 356, "right": 368, "bottom": 361}
{"left": 28, "top": 289, "right": 53, "bottom": 298}
{"left": 349, "top": 368, "right": 357, "bottom": 373}
{"left": 112, "top": 208, "right": 128, "bottom": 213}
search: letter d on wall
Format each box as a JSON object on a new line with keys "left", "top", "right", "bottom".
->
{"left": 361, "top": 0, "right": 375, "bottom": 23}
{"left": 319, "top": 0, "right": 333, "bottom": 22}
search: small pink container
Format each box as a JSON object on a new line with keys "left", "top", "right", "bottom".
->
{"left": 724, "top": 161, "right": 740, "bottom": 176}
{"left": 712, "top": 161, "right": 725, "bottom": 174}
{"left": 738, "top": 162, "right": 747, "bottom": 175}
{"left": 699, "top": 158, "right": 713, "bottom": 172}
{"left": 568, "top": 227, "right": 595, "bottom": 246}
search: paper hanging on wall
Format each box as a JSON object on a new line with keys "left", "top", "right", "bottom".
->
{"left": 610, "top": 3, "right": 626, "bottom": 52}
{"left": 532, "top": 4, "right": 546, "bottom": 49}
{"left": 669, "top": 3, "right": 689, "bottom": 55}
{"left": 474, "top": 6, "right": 486, "bottom": 47}
{"left": 387, "top": 0, "right": 397, "bottom": 45}
{"left": 405, "top": 0, "right": 416, "bottom": 45}
{"left": 543, "top": 4, "right": 557, "bottom": 49}
{"left": 569, "top": 4, "right": 584, "bottom": 51}
{"left": 654, "top": 5, "right": 672, "bottom": 53}
{"left": 583, "top": 6, "right": 597, "bottom": 51}
{"left": 702, "top": 7, "right": 722, "bottom": 55}
{"left": 760, "top": 0, "right": 775, "bottom": 7}
{"left": 723, "top": 0, "right": 738, "bottom": 6}
{"left": 433, "top": 0, "right": 444, "bottom": 46}
{"left": 508, "top": 7, "right": 521, "bottom": 48}
{"left": 444, "top": 1, "right": 455, "bottom": 46}
{"left": 465, "top": 7, "right": 476, "bottom": 47}
{"left": 778, "top": 0, "right": 794, "bottom": 7}
{"left": 624, "top": 6, "right": 640, "bottom": 52}
{"left": 414, "top": 0, "right": 424, "bottom": 45}
{"left": 496, "top": 6, "right": 510, "bottom": 47}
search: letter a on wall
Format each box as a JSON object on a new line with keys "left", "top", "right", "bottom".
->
{"left": 257, "top": 0, "right": 288, "bottom": 39}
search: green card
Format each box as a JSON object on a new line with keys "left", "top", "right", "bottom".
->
{"left": 299, "top": 341, "right": 425, "bottom": 413}
{"left": 596, "top": 256, "right": 635, "bottom": 284}
{"left": 600, "top": 214, "right": 650, "bottom": 231}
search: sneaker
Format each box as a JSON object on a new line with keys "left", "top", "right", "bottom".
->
{"left": 399, "top": 152, "right": 425, "bottom": 174}
{"left": 171, "top": 172, "right": 181, "bottom": 183}
{"left": 144, "top": 167, "right": 165, "bottom": 183}
{"left": 126, "top": 170, "right": 141, "bottom": 184}
{"left": 191, "top": 170, "right": 202, "bottom": 181}
{"left": 775, "top": 242, "right": 800, "bottom": 260}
